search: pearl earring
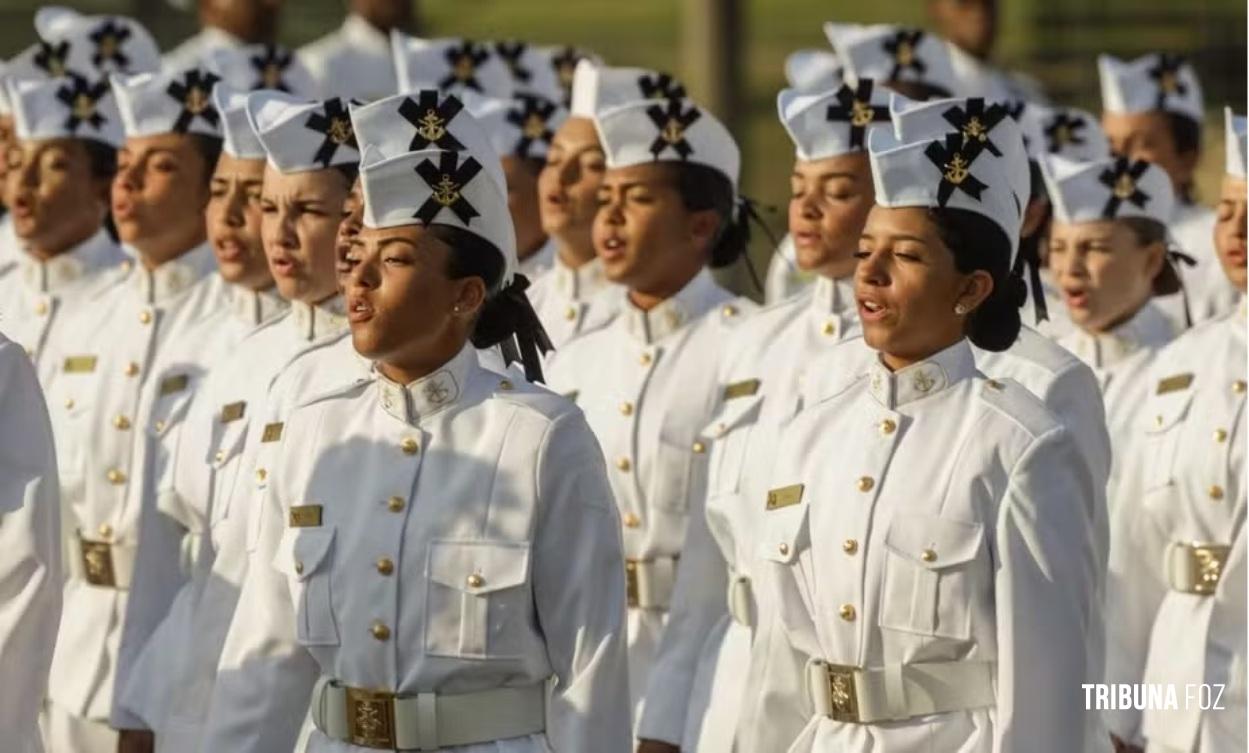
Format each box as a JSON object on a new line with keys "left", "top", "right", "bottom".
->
{"left": 453, "top": 305, "right": 461, "bottom": 314}
{"left": 954, "top": 303, "right": 969, "bottom": 316}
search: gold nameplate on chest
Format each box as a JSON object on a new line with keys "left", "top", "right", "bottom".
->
{"left": 766, "top": 483, "right": 805, "bottom": 511}
{"left": 220, "top": 401, "right": 246, "bottom": 423}
{"left": 63, "top": 355, "right": 98, "bottom": 373}
{"left": 723, "top": 378, "right": 761, "bottom": 400}
{"left": 1156, "top": 373, "right": 1194, "bottom": 395}
{"left": 289, "top": 504, "right": 322, "bottom": 528}
{"left": 160, "top": 374, "right": 189, "bottom": 396}
{"left": 261, "top": 422, "right": 284, "bottom": 443}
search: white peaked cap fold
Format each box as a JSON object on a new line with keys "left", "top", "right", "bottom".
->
{"left": 246, "top": 91, "right": 360, "bottom": 173}
{"left": 7, "top": 74, "right": 124, "bottom": 147}
{"left": 206, "top": 43, "right": 318, "bottom": 99}
{"left": 1040, "top": 153, "right": 1174, "bottom": 225}
{"left": 778, "top": 78, "right": 890, "bottom": 161}
{"left": 569, "top": 60, "right": 686, "bottom": 118}
{"left": 783, "top": 49, "right": 843, "bottom": 93}
{"left": 492, "top": 41, "right": 564, "bottom": 103}
{"left": 824, "top": 23, "right": 960, "bottom": 97}
{"left": 536, "top": 45, "right": 602, "bottom": 108}
{"left": 1014, "top": 103, "right": 1110, "bottom": 162}
{"left": 212, "top": 82, "right": 263, "bottom": 159}
{"left": 111, "top": 66, "right": 222, "bottom": 138}
{"left": 1098, "top": 53, "right": 1203, "bottom": 122}
{"left": 1225, "top": 107, "right": 1246, "bottom": 179}
{"left": 36, "top": 8, "right": 161, "bottom": 81}
{"left": 460, "top": 89, "right": 568, "bottom": 161}
{"left": 391, "top": 31, "right": 513, "bottom": 99}
{"left": 594, "top": 97, "right": 740, "bottom": 186}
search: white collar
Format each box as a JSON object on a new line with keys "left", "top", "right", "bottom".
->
{"left": 867, "top": 338, "right": 978, "bottom": 409}
{"left": 551, "top": 254, "right": 608, "bottom": 300}
{"left": 620, "top": 268, "right": 724, "bottom": 344}
{"left": 17, "top": 229, "right": 121, "bottom": 294}
{"left": 289, "top": 296, "right": 349, "bottom": 341}
{"left": 517, "top": 238, "right": 557, "bottom": 280}
{"left": 1062, "top": 303, "right": 1175, "bottom": 369}
{"left": 375, "top": 344, "right": 478, "bottom": 425}
{"left": 807, "top": 276, "right": 857, "bottom": 340}
{"left": 340, "top": 14, "right": 390, "bottom": 47}
{"left": 227, "top": 284, "right": 287, "bottom": 328}
{"left": 126, "top": 241, "right": 217, "bottom": 304}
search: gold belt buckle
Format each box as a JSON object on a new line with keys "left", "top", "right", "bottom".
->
{"left": 79, "top": 539, "right": 116, "bottom": 587}
{"left": 625, "top": 559, "right": 640, "bottom": 608}
{"left": 1185, "top": 543, "right": 1231, "bottom": 595}
{"left": 344, "top": 686, "right": 397, "bottom": 749}
{"left": 824, "top": 663, "right": 862, "bottom": 723}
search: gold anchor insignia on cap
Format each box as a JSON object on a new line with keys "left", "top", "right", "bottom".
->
{"left": 73, "top": 93, "right": 97, "bottom": 120}
{"left": 184, "top": 85, "right": 209, "bottom": 114}
{"left": 1113, "top": 173, "right": 1137, "bottom": 200}
{"left": 912, "top": 369, "right": 936, "bottom": 393}
{"left": 1052, "top": 123, "right": 1072, "bottom": 146}
{"left": 523, "top": 112, "right": 547, "bottom": 140}
{"left": 327, "top": 117, "right": 353, "bottom": 145}
{"left": 417, "top": 109, "right": 447, "bottom": 142}
{"left": 661, "top": 117, "right": 687, "bottom": 145}
{"left": 452, "top": 53, "right": 476, "bottom": 82}
{"left": 1158, "top": 69, "right": 1179, "bottom": 94}
{"left": 962, "top": 117, "right": 987, "bottom": 143}
{"left": 432, "top": 174, "right": 461, "bottom": 207}
{"left": 943, "top": 153, "right": 970, "bottom": 185}
{"left": 894, "top": 40, "right": 914, "bottom": 66}
{"left": 850, "top": 99, "right": 875, "bottom": 127}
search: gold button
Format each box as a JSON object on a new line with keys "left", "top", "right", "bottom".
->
{"left": 121, "top": 259, "right": 133, "bottom": 272}
{"left": 466, "top": 573, "right": 485, "bottom": 588}
{"left": 691, "top": 441, "right": 706, "bottom": 454}
{"left": 616, "top": 457, "right": 631, "bottom": 472}
{"left": 138, "top": 309, "right": 152, "bottom": 325}
{"left": 778, "top": 543, "right": 789, "bottom": 556}
{"left": 714, "top": 423, "right": 727, "bottom": 437}
{"left": 255, "top": 467, "right": 268, "bottom": 483}
{"left": 370, "top": 621, "right": 390, "bottom": 641}
{"left": 564, "top": 306, "right": 577, "bottom": 321}
{"left": 1154, "top": 415, "right": 1163, "bottom": 427}
{"left": 821, "top": 321, "right": 835, "bottom": 336}
{"left": 98, "top": 523, "right": 113, "bottom": 539}
{"left": 619, "top": 401, "right": 634, "bottom": 416}
{"left": 124, "top": 361, "right": 140, "bottom": 377}
{"left": 623, "top": 512, "right": 640, "bottom": 528}
{"left": 376, "top": 557, "right": 394, "bottom": 576}
{"left": 842, "top": 539, "right": 858, "bottom": 555}
{"left": 1234, "top": 380, "right": 1246, "bottom": 394}
{"left": 1209, "top": 485, "right": 1225, "bottom": 501}
{"left": 499, "top": 379, "right": 514, "bottom": 391}
{"left": 113, "top": 414, "right": 131, "bottom": 430}
{"left": 921, "top": 548, "right": 937, "bottom": 563}
{"left": 986, "top": 379, "right": 1004, "bottom": 390}
{"left": 294, "top": 560, "right": 304, "bottom": 575}
{"left": 839, "top": 603, "right": 856, "bottom": 622}
{"left": 153, "top": 420, "right": 165, "bottom": 433}
{"left": 857, "top": 476, "right": 874, "bottom": 492}
{"left": 214, "top": 450, "right": 225, "bottom": 463}
{"left": 106, "top": 468, "right": 126, "bottom": 485}
{"left": 1215, "top": 428, "right": 1229, "bottom": 443}
{"left": 638, "top": 352, "right": 653, "bottom": 366}
{"left": 34, "top": 301, "right": 48, "bottom": 316}
{"left": 879, "top": 419, "right": 896, "bottom": 435}
{"left": 387, "top": 496, "right": 405, "bottom": 512}
{"left": 400, "top": 437, "right": 419, "bottom": 455}
{"left": 722, "top": 304, "right": 738, "bottom": 317}
{"left": 64, "top": 398, "right": 75, "bottom": 410}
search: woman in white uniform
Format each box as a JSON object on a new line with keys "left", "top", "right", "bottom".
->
{"left": 758, "top": 99, "right": 1102, "bottom": 751}
{"left": 1103, "top": 108, "right": 1247, "bottom": 753}
{"left": 636, "top": 77, "right": 891, "bottom": 753}
{"left": 201, "top": 95, "right": 631, "bottom": 753}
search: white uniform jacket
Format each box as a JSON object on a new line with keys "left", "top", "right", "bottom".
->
{"left": 1104, "top": 306, "right": 1247, "bottom": 753}
{"left": 298, "top": 14, "right": 397, "bottom": 102}
{"left": 517, "top": 238, "right": 556, "bottom": 282}
{"left": 201, "top": 344, "right": 632, "bottom": 753}
{"left": 637, "top": 276, "right": 856, "bottom": 749}
{"left": 544, "top": 268, "right": 752, "bottom": 715}
{"left": 0, "top": 334, "right": 62, "bottom": 753}
{"left": 764, "top": 234, "right": 813, "bottom": 305}
{"left": 161, "top": 26, "right": 246, "bottom": 72}
{"left": 526, "top": 256, "right": 617, "bottom": 349}
{"left": 0, "top": 214, "right": 17, "bottom": 279}
{"left": 0, "top": 229, "right": 126, "bottom": 382}
{"left": 762, "top": 338, "right": 1101, "bottom": 752}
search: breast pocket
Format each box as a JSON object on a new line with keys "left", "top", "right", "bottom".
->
{"left": 879, "top": 514, "right": 985, "bottom": 641}
{"left": 705, "top": 394, "right": 764, "bottom": 497}
{"left": 425, "top": 539, "right": 531, "bottom": 660}
{"left": 208, "top": 419, "right": 251, "bottom": 528}
{"left": 1140, "top": 390, "right": 1196, "bottom": 492}
{"left": 47, "top": 372, "right": 97, "bottom": 491}
{"left": 273, "top": 527, "right": 340, "bottom": 646}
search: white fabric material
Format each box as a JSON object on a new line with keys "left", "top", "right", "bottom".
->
{"left": 569, "top": 60, "right": 685, "bottom": 118}
{"left": 1099, "top": 53, "right": 1203, "bottom": 122}
{"left": 763, "top": 234, "right": 813, "bottom": 304}
{"left": 1042, "top": 153, "right": 1175, "bottom": 225}
{"left": 824, "top": 23, "right": 960, "bottom": 96}
{"left": 492, "top": 41, "right": 565, "bottom": 103}
{"left": 298, "top": 14, "right": 397, "bottom": 102}
{"left": 783, "top": 49, "right": 842, "bottom": 93}
{"left": 0, "top": 333, "right": 62, "bottom": 753}
{"left": 594, "top": 97, "right": 740, "bottom": 185}
{"left": 526, "top": 255, "right": 617, "bottom": 348}
{"left": 1169, "top": 202, "right": 1241, "bottom": 327}
{"left": 946, "top": 42, "right": 1048, "bottom": 104}
{"left": 247, "top": 91, "right": 360, "bottom": 172}
{"left": 459, "top": 89, "right": 567, "bottom": 161}
{"left": 204, "top": 42, "right": 317, "bottom": 99}
{"left": 390, "top": 32, "right": 513, "bottom": 98}
{"left": 516, "top": 235, "right": 556, "bottom": 281}
{"left": 1226, "top": 108, "right": 1247, "bottom": 179}
{"left": 36, "top": 9, "right": 161, "bottom": 81}
{"left": 212, "top": 83, "right": 264, "bottom": 159}
{"left": 805, "top": 658, "right": 997, "bottom": 722}
{"left": 111, "top": 66, "right": 222, "bottom": 138}
{"left": 7, "top": 75, "right": 124, "bottom": 148}
{"left": 1016, "top": 103, "right": 1110, "bottom": 162}
{"left": 200, "top": 345, "right": 632, "bottom": 753}
{"left": 778, "top": 81, "right": 890, "bottom": 161}
{"left": 161, "top": 26, "right": 245, "bottom": 73}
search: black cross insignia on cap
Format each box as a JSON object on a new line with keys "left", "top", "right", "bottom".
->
{"left": 1147, "top": 54, "right": 1188, "bottom": 110}
{"left": 398, "top": 91, "right": 466, "bottom": 151}
{"left": 34, "top": 40, "right": 71, "bottom": 77}
{"left": 825, "top": 79, "right": 890, "bottom": 149}
{"left": 495, "top": 41, "right": 531, "bottom": 83}
{"left": 166, "top": 69, "right": 221, "bottom": 132}
{"left": 56, "top": 74, "right": 110, "bottom": 133}
{"left": 413, "top": 151, "right": 483, "bottom": 225}
{"left": 1043, "top": 111, "right": 1088, "bottom": 154}
{"left": 507, "top": 95, "right": 557, "bottom": 158}
{"left": 250, "top": 45, "right": 294, "bottom": 92}
{"left": 89, "top": 20, "right": 131, "bottom": 70}
{"left": 646, "top": 99, "right": 701, "bottom": 159}
{"left": 942, "top": 98, "right": 1010, "bottom": 158}
{"left": 552, "top": 47, "right": 582, "bottom": 104}
{"left": 637, "top": 72, "right": 685, "bottom": 101}
{"left": 305, "top": 98, "right": 357, "bottom": 167}
{"left": 883, "top": 29, "right": 927, "bottom": 81}
{"left": 1097, "top": 157, "right": 1152, "bottom": 218}
{"left": 440, "top": 41, "right": 489, "bottom": 91}
{"left": 925, "top": 134, "right": 989, "bottom": 206}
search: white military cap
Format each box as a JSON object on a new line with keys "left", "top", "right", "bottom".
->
{"left": 246, "top": 91, "right": 360, "bottom": 172}
{"left": 778, "top": 78, "right": 890, "bottom": 160}
{"left": 361, "top": 144, "right": 517, "bottom": 284}
{"left": 824, "top": 23, "right": 960, "bottom": 98}
{"left": 1098, "top": 53, "right": 1203, "bottom": 122}
{"left": 348, "top": 90, "right": 506, "bottom": 193}
{"left": 212, "top": 82, "right": 263, "bottom": 159}
{"left": 111, "top": 66, "right": 222, "bottom": 138}
{"left": 205, "top": 43, "right": 317, "bottom": 98}
{"left": 492, "top": 40, "right": 564, "bottom": 102}
{"left": 1015, "top": 103, "right": 1110, "bottom": 162}
{"left": 537, "top": 45, "right": 602, "bottom": 108}
{"left": 1040, "top": 153, "right": 1174, "bottom": 226}
{"left": 1225, "top": 107, "right": 1246, "bottom": 178}
{"left": 36, "top": 8, "right": 161, "bottom": 81}
{"left": 391, "top": 32, "right": 512, "bottom": 98}
{"left": 461, "top": 90, "right": 568, "bottom": 161}
{"left": 569, "top": 60, "right": 686, "bottom": 118}
{"left": 783, "top": 49, "right": 843, "bottom": 93}
{"left": 594, "top": 97, "right": 740, "bottom": 187}
{"left": 868, "top": 95, "right": 1030, "bottom": 262}
{"left": 7, "top": 73, "right": 123, "bottom": 147}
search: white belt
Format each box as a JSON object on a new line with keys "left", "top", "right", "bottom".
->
{"left": 626, "top": 556, "right": 678, "bottom": 610}
{"left": 68, "top": 533, "right": 137, "bottom": 589}
{"left": 806, "top": 658, "right": 996, "bottom": 724}
{"left": 727, "top": 573, "right": 754, "bottom": 627}
{"left": 1166, "top": 541, "right": 1231, "bottom": 595}
{"left": 311, "top": 677, "right": 546, "bottom": 750}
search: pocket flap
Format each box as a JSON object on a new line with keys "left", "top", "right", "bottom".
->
{"left": 273, "top": 527, "right": 335, "bottom": 581}
{"left": 759, "top": 499, "right": 809, "bottom": 565}
{"left": 699, "top": 393, "right": 764, "bottom": 440}
{"left": 149, "top": 387, "right": 197, "bottom": 439}
{"left": 884, "top": 514, "right": 983, "bottom": 570}
{"left": 1144, "top": 388, "right": 1195, "bottom": 434}
{"left": 428, "top": 539, "right": 530, "bottom": 594}
{"left": 211, "top": 417, "right": 250, "bottom": 467}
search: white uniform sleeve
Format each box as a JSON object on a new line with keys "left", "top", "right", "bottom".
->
{"left": 532, "top": 412, "right": 632, "bottom": 753}
{"left": 0, "top": 340, "right": 62, "bottom": 748}
{"left": 993, "top": 425, "right": 1101, "bottom": 753}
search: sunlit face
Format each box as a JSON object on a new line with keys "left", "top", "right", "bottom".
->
{"left": 538, "top": 117, "right": 605, "bottom": 263}
{"left": 788, "top": 153, "right": 875, "bottom": 279}
{"left": 6, "top": 138, "right": 107, "bottom": 256}
{"left": 855, "top": 206, "right": 991, "bottom": 369}
{"left": 259, "top": 165, "right": 350, "bottom": 304}
{"left": 335, "top": 178, "right": 364, "bottom": 291}
{"left": 1048, "top": 219, "right": 1162, "bottom": 333}
{"left": 502, "top": 155, "right": 546, "bottom": 260}
{"left": 112, "top": 133, "right": 212, "bottom": 264}
{"left": 206, "top": 153, "right": 270, "bottom": 289}
{"left": 1102, "top": 111, "right": 1196, "bottom": 195}
{"left": 1215, "top": 176, "right": 1248, "bottom": 292}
